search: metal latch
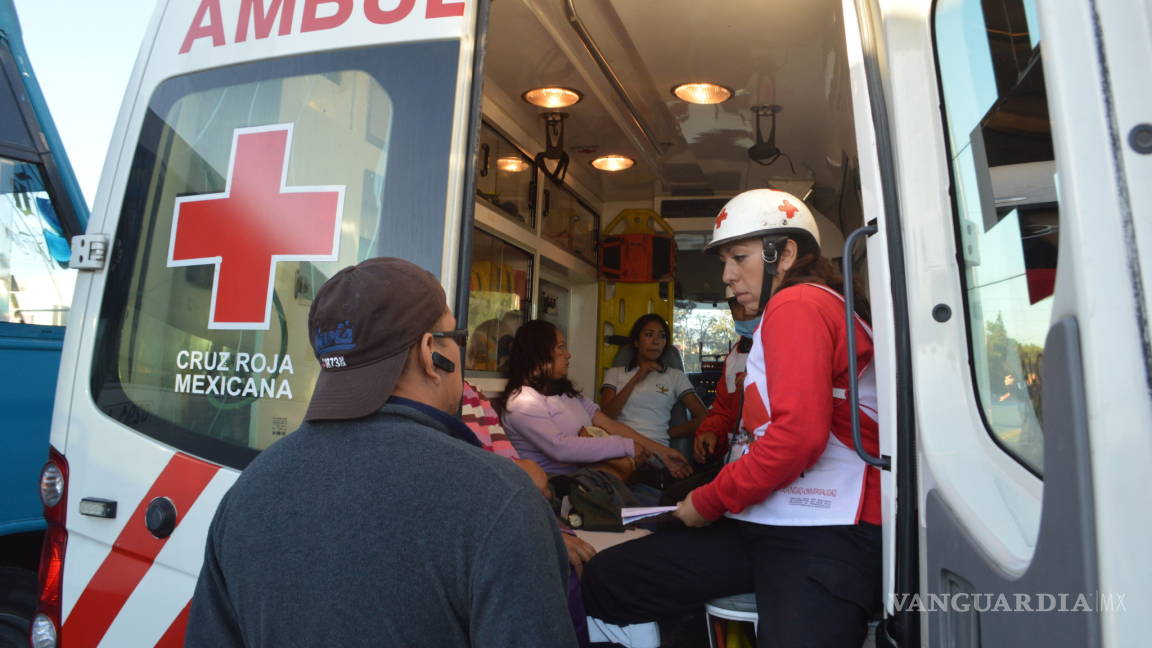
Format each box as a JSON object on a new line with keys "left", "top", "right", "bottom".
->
{"left": 70, "top": 234, "right": 109, "bottom": 270}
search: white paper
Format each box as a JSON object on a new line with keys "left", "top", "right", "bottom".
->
{"left": 621, "top": 506, "right": 677, "bottom": 525}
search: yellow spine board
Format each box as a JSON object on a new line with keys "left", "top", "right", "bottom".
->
{"left": 597, "top": 209, "right": 677, "bottom": 390}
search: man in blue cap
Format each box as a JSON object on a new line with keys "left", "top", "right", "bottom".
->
{"left": 187, "top": 258, "right": 577, "bottom": 647}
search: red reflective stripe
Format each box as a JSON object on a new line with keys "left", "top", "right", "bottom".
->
{"left": 62, "top": 453, "right": 219, "bottom": 647}
{"left": 155, "top": 601, "right": 192, "bottom": 648}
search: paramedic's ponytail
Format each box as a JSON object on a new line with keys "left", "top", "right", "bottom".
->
{"left": 776, "top": 245, "right": 871, "bottom": 323}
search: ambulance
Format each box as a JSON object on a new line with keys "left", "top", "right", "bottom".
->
{"left": 32, "top": 0, "right": 1151, "bottom": 646}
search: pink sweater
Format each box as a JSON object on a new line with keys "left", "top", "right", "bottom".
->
{"left": 501, "top": 386, "right": 634, "bottom": 474}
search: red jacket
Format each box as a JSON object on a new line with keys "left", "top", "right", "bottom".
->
{"left": 693, "top": 340, "right": 751, "bottom": 459}
{"left": 692, "top": 284, "right": 881, "bottom": 526}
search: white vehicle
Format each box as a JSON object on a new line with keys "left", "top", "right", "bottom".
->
{"left": 33, "top": 0, "right": 1151, "bottom": 646}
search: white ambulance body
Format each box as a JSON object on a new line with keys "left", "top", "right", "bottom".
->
{"left": 35, "top": 0, "right": 1152, "bottom": 646}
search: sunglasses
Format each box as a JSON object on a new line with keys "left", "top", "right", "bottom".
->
{"left": 430, "top": 328, "right": 469, "bottom": 347}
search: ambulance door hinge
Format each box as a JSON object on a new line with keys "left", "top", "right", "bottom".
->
{"left": 70, "top": 234, "right": 109, "bottom": 270}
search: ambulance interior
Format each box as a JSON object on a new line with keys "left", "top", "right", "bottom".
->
{"left": 465, "top": 0, "right": 867, "bottom": 398}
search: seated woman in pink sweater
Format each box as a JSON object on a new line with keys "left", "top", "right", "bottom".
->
{"left": 497, "top": 320, "right": 690, "bottom": 477}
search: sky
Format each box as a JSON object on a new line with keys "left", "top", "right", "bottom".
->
{"left": 12, "top": 0, "right": 156, "bottom": 207}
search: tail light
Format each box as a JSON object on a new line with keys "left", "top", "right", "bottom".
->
{"left": 32, "top": 447, "right": 68, "bottom": 648}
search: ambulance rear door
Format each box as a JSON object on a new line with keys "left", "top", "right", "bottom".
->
{"left": 46, "top": 1, "right": 488, "bottom": 645}
{"left": 876, "top": 0, "right": 1152, "bottom": 645}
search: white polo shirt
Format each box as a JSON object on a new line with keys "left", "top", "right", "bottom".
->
{"left": 602, "top": 366, "right": 696, "bottom": 446}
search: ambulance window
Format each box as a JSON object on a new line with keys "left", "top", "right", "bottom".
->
{"left": 935, "top": 0, "right": 1056, "bottom": 476}
{"left": 475, "top": 122, "right": 536, "bottom": 229}
{"left": 0, "top": 157, "right": 75, "bottom": 326}
{"left": 542, "top": 180, "right": 598, "bottom": 264}
{"left": 465, "top": 228, "right": 531, "bottom": 374}
{"left": 538, "top": 279, "right": 569, "bottom": 340}
{"left": 673, "top": 302, "right": 737, "bottom": 375}
{"left": 90, "top": 43, "right": 460, "bottom": 468}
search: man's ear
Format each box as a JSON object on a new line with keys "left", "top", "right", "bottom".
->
{"left": 414, "top": 333, "right": 440, "bottom": 381}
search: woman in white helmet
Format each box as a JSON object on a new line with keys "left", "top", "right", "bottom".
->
{"left": 582, "top": 189, "right": 881, "bottom": 647}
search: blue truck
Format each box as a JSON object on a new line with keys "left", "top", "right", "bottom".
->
{"left": 0, "top": 0, "right": 87, "bottom": 641}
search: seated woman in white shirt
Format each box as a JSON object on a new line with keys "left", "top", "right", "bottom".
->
{"left": 600, "top": 313, "right": 708, "bottom": 475}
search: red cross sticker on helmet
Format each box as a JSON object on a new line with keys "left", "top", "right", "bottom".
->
{"left": 167, "top": 124, "right": 346, "bottom": 330}
{"left": 714, "top": 208, "right": 729, "bottom": 229}
{"left": 779, "top": 200, "right": 799, "bottom": 219}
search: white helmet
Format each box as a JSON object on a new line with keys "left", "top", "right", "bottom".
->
{"left": 704, "top": 188, "right": 820, "bottom": 253}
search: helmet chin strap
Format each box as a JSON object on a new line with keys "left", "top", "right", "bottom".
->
{"left": 758, "top": 235, "right": 788, "bottom": 314}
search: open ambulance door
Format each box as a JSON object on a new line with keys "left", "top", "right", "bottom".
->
{"left": 870, "top": 0, "right": 1152, "bottom": 646}
{"left": 839, "top": 1, "right": 920, "bottom": 644}
{"left": 40, "top": 1, "right": 491, "bottom": 645}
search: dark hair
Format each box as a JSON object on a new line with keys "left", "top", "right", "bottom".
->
{"left": 494, "top": 319, "right": 580, "bottom": 413}
{"left": 775, "top": 236, "right": 872, "bottom": 323}
{"left": 626, "top": 313, "right": 671, "bottom": 370}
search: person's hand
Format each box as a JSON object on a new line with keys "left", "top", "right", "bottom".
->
{"left": 563, "top": 533, "right": 597, "bottom": 577}
{"left": 631, "top": 440, "right": 652, "bottom": 464}
{"left": 694, "top": 432, "right": 718, "bottom": 463}
{"left": 674, "top": 491, "right": 712, "bottom": 527}
{"left": 513, "top": 459, "right": 551, "bottom": 499}
{"left": 657, "top": 446, "right": 693, "bottom": 479}
{"left": 636, "top": 359, "right": 662, "bottom": 379}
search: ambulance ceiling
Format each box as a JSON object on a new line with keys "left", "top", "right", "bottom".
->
{"left": 483, "top": 0, "right": 858, "bottom": 204}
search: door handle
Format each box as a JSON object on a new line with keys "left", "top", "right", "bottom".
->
{"left": 842, "top": 224, "right": 890, "bottom": 470}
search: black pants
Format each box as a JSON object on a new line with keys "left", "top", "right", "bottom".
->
{"left": 582, "top": 519, "right": 881, "bottom": 648}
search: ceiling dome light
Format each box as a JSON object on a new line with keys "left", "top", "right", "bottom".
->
{"left": 522, "top": 87, "right": 583, "bottom": 109}
{"left": 496, "top": 157, "right": 530, "bottom": 173}
{"left": 591, "top": 155, "right": 634, "bottom": 172}
{"left": 672, "top": 82, "right": 733, "bottom": 105}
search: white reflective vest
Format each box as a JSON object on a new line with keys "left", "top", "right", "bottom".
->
{"left": 726, "top": 284, "right": 877, "bottom": 526}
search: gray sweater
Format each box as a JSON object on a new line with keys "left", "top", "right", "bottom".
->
{"left": 186, "top": 402, "right": 578, "bottom": 647}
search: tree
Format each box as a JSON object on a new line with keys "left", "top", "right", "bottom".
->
{"left": 673, "top": 301, "right": 735, "bottom": 373}
{"left": 983, "top": 311, "right": 1045, "bottom": 423}
{"left": 984, "top": 312, "right": 1013, "bottom": 388}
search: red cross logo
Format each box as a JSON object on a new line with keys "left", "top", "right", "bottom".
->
{"left": 168, "top": 124, "right": 344, "bottom": 329}
{"left": 742, "top": 381, "right": 772, "bottom": 432}
{"left": 778, "top": 200, "right": 799, "bottom": 219}
{"left": 714, "top": 208, "right": 729, "bottom": 229}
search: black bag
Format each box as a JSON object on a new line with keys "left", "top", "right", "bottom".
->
{"left": 562, "top": 468, "right": 637, "bottom": 532}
